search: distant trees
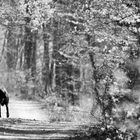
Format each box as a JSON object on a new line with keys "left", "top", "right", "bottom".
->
{"left": 0, "top": 0, "right": 140, "bottom": 138}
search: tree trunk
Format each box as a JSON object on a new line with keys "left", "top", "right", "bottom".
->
{"left": 89, "top": 52, "right": 103, "bottom": 118}
{"left": 52, "top": 60, "right": 56, "bottom": 91}
{"left": 15, "top": 27, "right": 24, "bottom": 70}
{"left": 31, "top": 31, "right": 37, "bottom": 95}
{"left": 6, "top": 27, "right": 18, "bottom": 70}
{"left": 80, "top": 63, "right": 86, "bottom": 92}
{"left": 24, "top": 26, "right": 32, "bottom": 70}
{"left": 23, "top": 26, "right": 37, "bottom": 95}
{"left": 51, "top": 19, "right": 61, "bottom": 94}
{"left": 42, "top": 25, "right": 52, "bottom": 95}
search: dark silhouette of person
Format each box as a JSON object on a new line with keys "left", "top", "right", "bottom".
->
{"left": 0, "top": 88, "right": 9, "bottom": 118}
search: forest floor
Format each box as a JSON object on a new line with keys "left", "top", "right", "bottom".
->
{"left": 0, "top": 97, "right": 94, "bottom": 140}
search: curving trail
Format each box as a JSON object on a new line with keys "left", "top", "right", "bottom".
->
{"left": 8, "top": 98, "right": 49, "bottom": 121}
{"left": 0, "top": 98, "right": 88, "bottom": 139}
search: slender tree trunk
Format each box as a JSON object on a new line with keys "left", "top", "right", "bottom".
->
{"left": 16, "top": 39, "right": 24, "bottom": 70}
{"left": 42, "top": 25, "right": 52, "bottom": 95}
{"left": 80, "top": 63, "right": 86, "bottom": 92}
{"left": 6, "top": 27, "right": 18, "bottom": 70}
{"left": 51, "top": 19, "right": 61, "bottom": 94}
{"left": 22, "top": 26, "right": 31, "bottom": 94}
{"left": 31, "top": 31, "right": 37, "bottom": 95}
{"left": 20, "top": 51, "right": 23, "bottom": 68}
{"left": 89, "top": 52, "right": 103, "bottom": 118}
{"left": 24, "top": 26, "right": 32, "bottom": 70}
{"left": 15, "top": 26, "right": 24, "bottom": 70}
{"left": 52, "top": 60, "right": 56, "bottom": 91}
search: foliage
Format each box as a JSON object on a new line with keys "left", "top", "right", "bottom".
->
{"left": 73, "top": 124, "right": 137, "bottom": 140}
{"left": 0, "top": 0, "right": 140, "bottom": 139}
{"left": 50, "top": 0, "right": 140, "bottom": 138}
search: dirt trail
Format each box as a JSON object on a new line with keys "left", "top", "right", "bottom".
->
{"left": 0, "top": 98, "right": 88, "bottom": 139}
{"left": 5, "top": 98, "right": 49, "bottom": 121}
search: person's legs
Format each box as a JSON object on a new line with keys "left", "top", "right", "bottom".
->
{"left": 6, "top": 104, "right": 9, "bottom": 118}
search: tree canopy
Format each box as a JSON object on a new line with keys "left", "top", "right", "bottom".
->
{"left": 0, "top": 0, "right": 140, "bottom": 139}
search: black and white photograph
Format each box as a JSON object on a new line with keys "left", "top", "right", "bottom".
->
{"left": 0, "top": 0, "right": 139, "bottom": 139}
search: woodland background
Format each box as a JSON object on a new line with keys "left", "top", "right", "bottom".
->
{"left": 0, "top": 0, "right": 140, "bottom": 139}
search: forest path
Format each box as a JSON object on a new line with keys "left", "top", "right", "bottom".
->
{"left": 0, "top": 97, "right": 89, "bottom": 139}
{"left": 5, "top": 98, "right": 49, "bottom": 121}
